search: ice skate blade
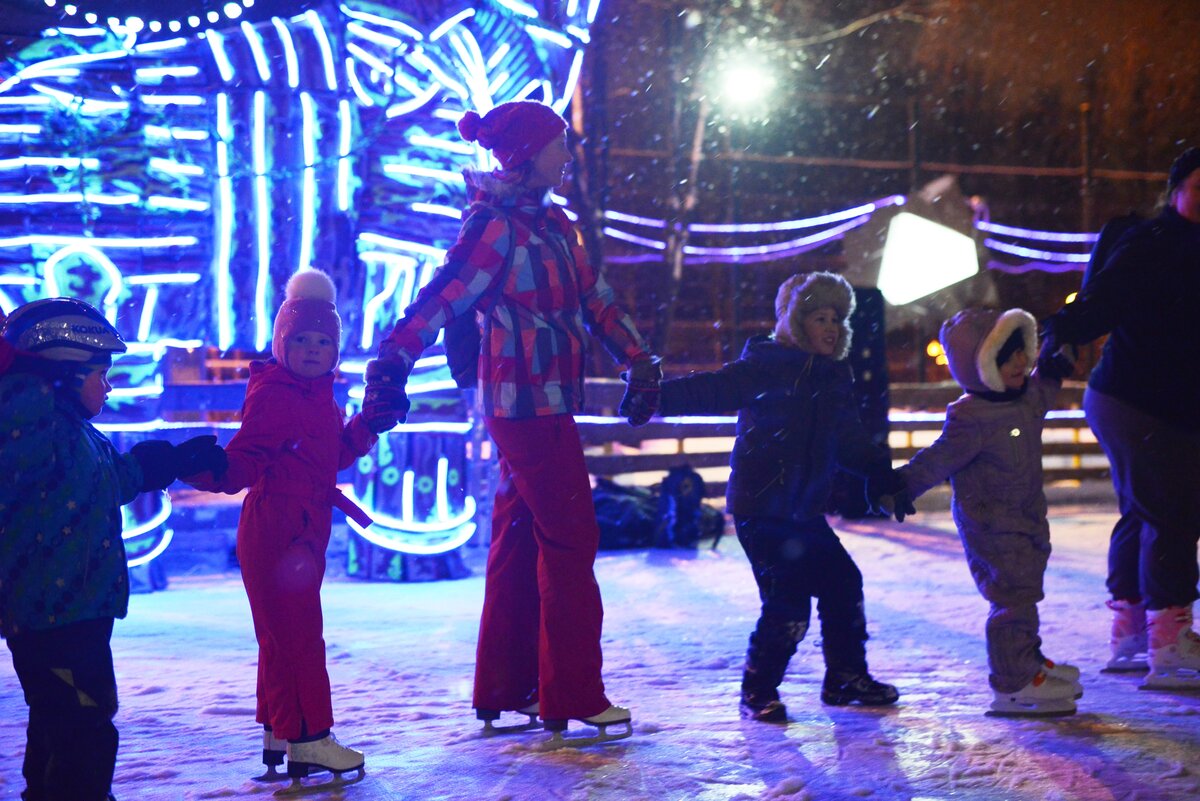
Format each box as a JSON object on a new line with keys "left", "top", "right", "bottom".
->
{"left": 252, "top": 764, "right": 289, "bottom": 783}
{"left": 1102, "top": 657, "right": 1149, "bottom": 673}
{"left": 535, "top": 719, "right": 634, "bottom": 751}
{"left": 274, "top": 767, "right": 365, "bottom": 797}
{"left": 1138, "top": 671, "right": 1200, "bottom": 691}
{"left": 481, "top": 716, "right": 542, "bottom": 737}
{"left": 986, "top": 700, "right": 1076, "bottom": 718}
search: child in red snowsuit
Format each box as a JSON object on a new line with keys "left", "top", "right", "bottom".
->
{"left": 187, "top": 270, "right": 376, "bottom": 781}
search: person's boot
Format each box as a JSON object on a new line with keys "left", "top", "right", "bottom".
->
{"left": 1141, "top": 605, "right": 1200, "bottom": 690}
{"left": 739, "top": 619, "right": 803, "bottom": 723}
{"left": 1105, "top": 598, "right": 1149, "bottom": 672}
{"left": 820, "top": 671, "right": 899, "bottom": 706}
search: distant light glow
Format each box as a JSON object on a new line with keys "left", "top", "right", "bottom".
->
{"left": 411, "top": 202, "right": 462, "bottom": 218}
{"left": 144, "top": 125, "right": 209, "bottom": 141}
{"left": 496, "top": 0, "right": 538, "bottom": 18}
{"left": 271, "top": 17, "right": 300, "bottom": 89}
{"left": 215, "top": 92, "right": 234, "bottom": 350}
{"left": 878, "top": 213, "right": 980, "bottom": 305}
{"left": 340, "top": 5, "right": 424, "bottom": 39}
{"left": 242, "top": 21, "right": 272, "bottom": 82}
{"left": 430, "top": 9, "right": 475, "bottom": 41}
{"left": 984, "top": 239, "right": 1090, "bottom": 263}
{"left": 299, "top": 92, "right": 318, "bottom": 273}
{"left": 204, "top": 30, "right": 235, "bottom": 82}
{"left": 305, "top": 10, "right": 338, "bottom": 90}
{"left": 148, "top": 158, "right": 205, "bottom": 177}
{"left": 525, "top": 26, "right": 572, "bottom": 49}
{"left": 976, "top": 220, "right": 1098, "bottom": 244}
{"left": 337, "top": 99, "right": 353, "bottom": 211}
{"left": 252, "top": 90, "right": 271, "bottom": 351}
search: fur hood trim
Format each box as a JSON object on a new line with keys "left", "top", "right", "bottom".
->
{"left": 941, "top": 307, "right": 1037, "bottom": 393}
{"left": 773, "top": 271, "right": 855, "bottom": 360}
{"left": 463, "top": 167, "right": 527, "bottom": 202}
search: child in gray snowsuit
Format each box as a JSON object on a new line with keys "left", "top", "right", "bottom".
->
{"left": 897, "top": 308, "right": 1081, "bottom": 716}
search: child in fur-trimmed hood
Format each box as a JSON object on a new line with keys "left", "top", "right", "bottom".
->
{"left": 651, "top": 271, "right": 905, "bottom": 722}
{"left": 898, "top": 307, "right": 1082, "bottom": 717}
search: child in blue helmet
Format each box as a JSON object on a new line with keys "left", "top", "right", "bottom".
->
{"left": 0, "top": 297, "right": 225, "bottom": 801}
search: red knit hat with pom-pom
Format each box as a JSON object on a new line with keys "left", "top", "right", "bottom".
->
{"left": 457, "top": 101, "right": 566, "bottom": 170}
{"left": 271, "top": 269, "right": 342, "bottom": 371}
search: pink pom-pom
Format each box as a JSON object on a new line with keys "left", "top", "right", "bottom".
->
{"left": 457, "top": 110, "right": 482, "bottom": 143}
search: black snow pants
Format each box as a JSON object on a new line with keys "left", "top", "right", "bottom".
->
{"left": 6, "top": 617, "right": 119, "bottom": 801}
{"left": 735, "top": 515, "right": 869, "bottom": 701}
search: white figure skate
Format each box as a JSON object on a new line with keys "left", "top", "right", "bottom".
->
{"left": 275, "top": 733, "right": 365, "bottom": 797}
{"left": 1103, "top": 599, "right": 1149, "bottom": 672}
{"left": 253, "top": 726, "right": 288, "bottom": 782}
{"left": 538, "top": 705, "right": 633, "bottom": 751}
{"left": 988, "top": 672, "right": 1077, "bottom": 717}
{"left": 1140, "top": 606, "right": 1200, "bottom": 691}
{"left": 477, "top": 702, "right": 541, "bottom": 736}
{"left": 1041, "top": 658, "right": 1083, "bottom": 698}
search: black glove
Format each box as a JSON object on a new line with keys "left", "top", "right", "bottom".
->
{"left": 130, "top": 439, "right": 182, "bottom": 492}
{"left": 865, "top": 465, "right": 914, "bottom": 522}
{"left": 175, "top": 435, "right": 228, "bottom": 480}
{"left": 618, "top": 356, "right": 662, "bottom": 427}
{"left": 363, "top": 357, "right": 411, "bottom": 433}
{"left": 1036, "top": 341, "right": 1077, "bottom": 381}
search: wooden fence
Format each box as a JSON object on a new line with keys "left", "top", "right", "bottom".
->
{"left": 577, "top": 379, "right": 1108, "bottom": 497}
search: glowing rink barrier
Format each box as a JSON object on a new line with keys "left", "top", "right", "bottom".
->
{"left": 0, "top": 1, "right": 1099, "bottom": 565}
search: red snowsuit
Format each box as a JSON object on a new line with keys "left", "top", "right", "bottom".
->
{"left": 190, "top": 360, "right": 376, "bottom": 740}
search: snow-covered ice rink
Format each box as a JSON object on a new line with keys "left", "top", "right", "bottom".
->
{"left": 3, "top": 490, "right": 1198, "bottom": 801}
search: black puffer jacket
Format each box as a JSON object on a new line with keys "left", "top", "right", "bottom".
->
{"left": 659, "top": 335, "right": 888, "bottom": 523}
{"left": 1046, "top": 206, "right": 1200, "bottom": 430}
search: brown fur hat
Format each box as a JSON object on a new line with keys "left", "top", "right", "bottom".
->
{"left": 773, "top": 271, "right": 855, "bottom": 360}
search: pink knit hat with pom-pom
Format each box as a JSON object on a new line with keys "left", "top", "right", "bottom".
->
{"left": 457, "top": 101, "right": 566, "bottom": 170}
{"left": 271, "top": 269, "right": 342, "bottom": 369}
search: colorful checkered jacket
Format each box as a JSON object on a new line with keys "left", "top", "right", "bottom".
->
{"left": 379, "top": 171, "right": 650, "bottom": 418}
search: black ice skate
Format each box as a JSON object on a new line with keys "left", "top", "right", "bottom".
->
{"left": 820, "top": 672, "right": 900, "bottom": 706}
{"left": 476, "top": 702, "right": 541, "bottom": 736}
{"left": 739, "top": 692, "right": 788, "bottom": 724}
{"left": 253, "top": 726, "right": 289, "bottom": 782}
{"left": 537, "top": 704, "right": 633, "bottom": 751}
{"left": 275, "top": 733, "right": 365, "bottom": 797}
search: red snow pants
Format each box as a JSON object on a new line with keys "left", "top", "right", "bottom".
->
{"left": 474, "top": 414, "right": 611, "bottom": 720}
{"left": 237, "top": 489, "right": 334, "bottom": 741}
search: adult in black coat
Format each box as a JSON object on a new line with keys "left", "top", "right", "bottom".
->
{"left": 1041, "top": 148, "right": 1200, "bottom": 687}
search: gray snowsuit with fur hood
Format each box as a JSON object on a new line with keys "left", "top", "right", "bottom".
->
{"left": 899, "top": 308, "right": 1063, "bottom": 693}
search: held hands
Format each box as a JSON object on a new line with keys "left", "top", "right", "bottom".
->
{"left": 865, "top": 466, "right": 916, "bottom": 523}
{"left": 362, "top": 357, "right": 412, "bottom": 434}
{"left": 618, "top": 356, "right": 662, "bottom": 427}
{"left": 176, "top": 435, "right": 228, "bottom": 480}
{"left": 1036, "top": 341, "right": 1078, "bottom": 381}
{"left": 131, "top": 435, "right": 227, "bottom": 492}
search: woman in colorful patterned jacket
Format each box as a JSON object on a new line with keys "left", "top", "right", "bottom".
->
{"left": 361, "top": 101, "right": 659, "bottom": 746}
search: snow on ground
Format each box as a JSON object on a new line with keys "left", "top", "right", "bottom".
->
{"left": 3, "top": 490, "right": 1199, "bottom": 801}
